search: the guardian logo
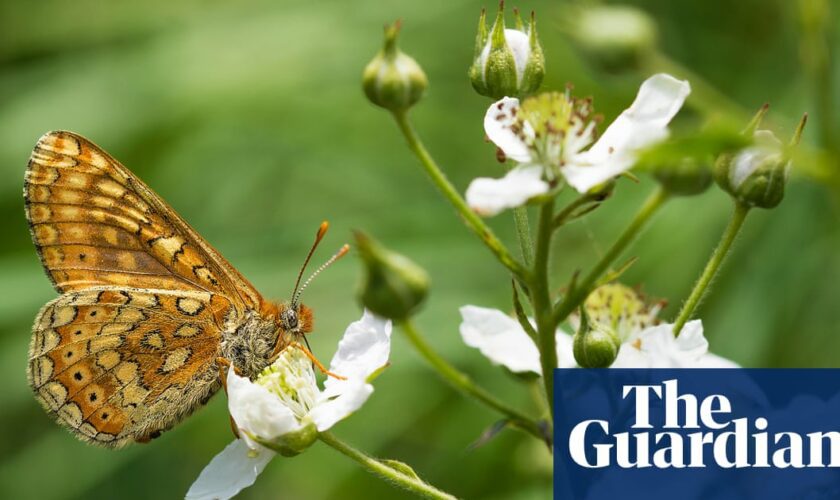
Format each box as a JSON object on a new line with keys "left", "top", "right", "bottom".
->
{"left": 555, "top": 369, "right": 840, "bottom": 500}
{"left": 568, "top": 379, "right": 840, "bottom": 469}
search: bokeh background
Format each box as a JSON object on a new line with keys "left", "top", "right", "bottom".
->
{"left": 1, "top": 0, "right": 837, "bottom": 498}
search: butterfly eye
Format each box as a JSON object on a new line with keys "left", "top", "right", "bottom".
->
{"left": 282, "top": 309, "right": 299, "bottom": 330}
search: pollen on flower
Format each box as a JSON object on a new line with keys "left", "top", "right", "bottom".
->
{"left": 257, "top": 348, "right": 319, "bottom": 420}
{"left": 513, "top": 91, "right": 599, "bottom": 171}
{"left": 573, "top": 283, "right": 663, "bottom": 342}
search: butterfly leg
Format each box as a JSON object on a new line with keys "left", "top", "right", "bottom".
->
{"left": 216, "top": 357, "right": 241, "bottom": 439}
{"left": 291, "top": 343, "right": 347, "bottom": 380}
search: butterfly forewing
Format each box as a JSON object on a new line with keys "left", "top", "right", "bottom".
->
{"left": 24, "top": 131, "right": 269, "bottom": 447}
{"left": 24, "top": 131, "right": 263, "bottom": 306}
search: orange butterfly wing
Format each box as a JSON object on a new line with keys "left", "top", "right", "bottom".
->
{"left": 24, "top": 131, "right": 266, "bottom": 447}
{"left": 25, "top": 131, "right": 263, "bottom": 307}
{"left": 30, "top": 287, "right": 227, "bottom": 446}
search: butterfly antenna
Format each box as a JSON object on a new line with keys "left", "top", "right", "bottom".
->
{"left": 291, "top": 221, "right": 330, "bottom": 305}
{"left": 292, "top": 244, "right": 350, "bottom": 307}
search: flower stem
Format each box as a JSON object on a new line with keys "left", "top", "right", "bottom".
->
{"left": 672, "top": 202, "right": 750, "bottom": 336}
{"left": 528, "top": 378, "right": 551, "bottom": 421}
{"left": 318, "top": 432, "right": 457, "bottom": 500}
{"left": 552, "top": 186, "right": 670, "bottom": 326}
{"left": 399, "top": 319, "right": 547, "bottom": 442}
{"left": 391, "top": 111, "right": 528, "bottom": 280}
{"left": 531, "top": 199, "right": 557, "bottom": 417}
{"left": 512, "top": 206, "right": 534, "bottom": 267}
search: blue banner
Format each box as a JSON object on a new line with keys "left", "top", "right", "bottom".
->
{"left": 554, "top": 369, "right": 840, "bottom": 500}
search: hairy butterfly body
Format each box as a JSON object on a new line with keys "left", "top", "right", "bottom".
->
{"left": 24, "top": 131, "right": 313, "bottom": 447}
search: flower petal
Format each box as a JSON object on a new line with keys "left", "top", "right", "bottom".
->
{"left": 227, "top": 367, "right": 302, "bottom": 446}
{"left": 186, "top": 439, "right": 275, "bottom": 500}
{"left": 564, "top": 73, "right": 690, "bottom": 193}
{"left": 484, "top": 97, "right": 535, "bottom": 163}
{"left": 307, "top": 310, "right": 391, "bottom": 432}
{"left": 619, "top": 73, "right": 691, "bottom": 128}
{"left": 459, "top": 305, "right": 541, "bottom": 374}
{"left": 668, "top": 320, "right": 711, "bottom": 362}
{"left": 466, "top": 165, "right": 549, "bottom": 217}
{"left": 505, "top": 29, "right": 531, "bottom": 83}
{"left": 310, "top": 378, "right": 374, "bottom": 432}
{"left": 324, "top": 310, "right": 392, "bottom": 384}
{"left": 612, "top": 320, "right": 717, "bottom": 368}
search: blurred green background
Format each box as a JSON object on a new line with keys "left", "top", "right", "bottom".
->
{"left": 0, "top": 0, "right": 837, "bottom": 498}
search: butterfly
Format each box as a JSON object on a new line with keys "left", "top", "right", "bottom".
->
{"left": 24, "top": 131, "right": 344, "bottom": 447}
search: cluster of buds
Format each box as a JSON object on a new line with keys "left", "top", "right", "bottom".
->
{"left": 714, "top": 105, "right": 807, "bottom": 209}
{"left": 469, "top": 2, "right": 545, "bottom": 99}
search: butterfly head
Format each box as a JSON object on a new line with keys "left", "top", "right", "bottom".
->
{"left": 279, "top": 303, "right": 314, "bottom": 336}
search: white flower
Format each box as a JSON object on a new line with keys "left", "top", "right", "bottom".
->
{"left": 458, "top": 307, "right": 735, "bottom": 374}
{"left": 611, "top": 320, "right": 739, "bottom": 368}
{"left": 466, "top": 74, "right": 691, "bottom": 216}
{"left": 186, "top": 310, "right": 392, "bottom": 500}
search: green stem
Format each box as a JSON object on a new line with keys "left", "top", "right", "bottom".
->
{"left": 399, "top": 320, "right": 546, "bottom": 441}
{"left": 391, "top": 111, "right": 528, "bottom": 280}
{"left": 672, "top": 202, "right": 750, "bottom": 335}
{"left": 512, "top": 206, "right": 534, "bottom": 267}
{"left": 553, "top": 186, "right": 670, "bottom": 326}
{"left": 528, "top": 378, "right": 551, "bottom": 421}
{"left": 531, "top": 200, "right": 557, "bottom": 416}
{"left": 318, "top": 432, "right": 457, "bottom": 500}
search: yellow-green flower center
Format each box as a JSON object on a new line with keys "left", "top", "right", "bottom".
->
{"left": 581, "top": 283, "right": 661, "bottom": 342}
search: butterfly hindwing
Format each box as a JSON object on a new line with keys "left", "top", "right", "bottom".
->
{"left": 28, "top": 287, "right": 230, "bottom": 447}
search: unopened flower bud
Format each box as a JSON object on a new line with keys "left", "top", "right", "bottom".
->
{"left": 569, "top": 5, "right": 657, "bottom": 73}
{"left": 714, "top": 110, "right": 807, "bottom": 209}
{"left": 573, "top": 308, "right": 620, "bottom": 368}
{"left": 653, "top": 158, "right": 712, "bottom": 196}
{"left": 355, "top": 231, "right": 429, "bottom": 321}
{"left": 362, "top": 21, "right": 428, "bottom": 112}
{"left": 470, "top": 3, "right": 544, "bottom": 99}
